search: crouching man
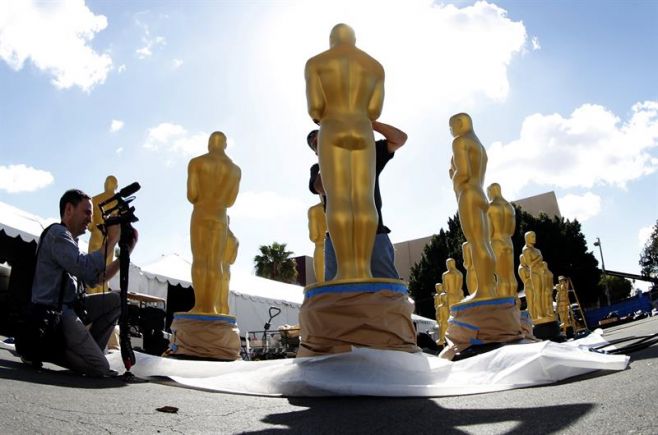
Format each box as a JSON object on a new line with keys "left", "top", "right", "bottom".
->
{"left": 29, "top": 189, "right": 138, "bottom": 376}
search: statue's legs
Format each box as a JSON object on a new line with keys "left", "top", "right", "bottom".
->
{"left": 318, "top": 122, "right": 377, "bottom": 280}
{"left": 493, "top": 241, "right": 516, "bottom": 297}
{"left": 458, "top": 188, "right": 497, "bottom": 298}
{"left": 190, "top": 213, "right": 227, "bottom": 314}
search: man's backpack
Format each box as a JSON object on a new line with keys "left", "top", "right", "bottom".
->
{"left": 14, "top": 223, "right": 67, "bottom": 366}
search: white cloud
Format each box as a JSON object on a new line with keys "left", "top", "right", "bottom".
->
{"left": 487, "top": 101, "right": 658, "bottom": 198}
{"left": 558, "top": 192, "right": 602, "bottom": 222}
{"left": 638, "top": 225, "right": 654, "bottom": 248}
{"left": 262, "top": 0, "right": 529, "bottom": 112}
{"left": 110, "top": 119, "right": 124, "bottom": 132}
{"left": 116, "top": 147, "right": 123, "bottom": 155}
{"left": 135, "top": 18, "right": 165, "bottom": 59}
{"left": 231, "top": 191, "right": 306, "bottom": 220}
{"left": 143, "top": 123, "right": 208, "bottom": 156}
{"left": 0, "top": 164, "right": 54, "bottom": 193}
{"left": 531, "top": 36, "right": 541, "bottom": 50}
{"left": 172, "top": 58, "right": 183, "bottom": 69}
{"left": 0, "top": 0, "right": 112, "bottom": 92}
{"left": 117, "top": 64, "right": 126, "bottom": 73}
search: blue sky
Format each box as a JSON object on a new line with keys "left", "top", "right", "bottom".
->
{"left": 1, "top": 0, "right": 657, "bottom": 290}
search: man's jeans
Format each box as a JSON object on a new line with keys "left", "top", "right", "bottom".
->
{"left": 324, "top": 233, "right": 400, "bottom": 280}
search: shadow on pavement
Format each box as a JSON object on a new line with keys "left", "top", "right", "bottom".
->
{"left": 628, "top": 342, "right": 658, "bottom": 362}
{"left": 247, "top": 397, "right": 594, "bottom": 434}
{"left": 0, "top": 356, "right": 128, "bottom": 389}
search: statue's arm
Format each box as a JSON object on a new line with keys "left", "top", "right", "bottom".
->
{"left": 451, "top": 137, "right": 470, "bottom": 187}
{"left": 187, "top": 160, "right": 198, "bottom": 204}
{"left": 367, "top": 74, "right": 385, "bottom": 121}
{"left": 227, "top": 166, "right": 241, "bottom": 207}
{"left": 305, "top": 60, "right": 324, "bottom": 123}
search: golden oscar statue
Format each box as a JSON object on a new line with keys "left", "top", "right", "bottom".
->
{"left": 486, "top": 182, "right": 517, "bottom": 298}
{"left": 555, "top": 276, "right": 573, "bottom": 336}
{"left": 299, "top": 24, "right": 416, "bottom": 357}
{"left": 168, "top": 131, "right": 242, "bottom": 360}
{"left": 442, "top": 258, "right": 464, "bottom": 308}
{"left": 434, "top": 284, "right": 449, "bottom": 346}
{"left": 308, "top": 202, "right": 327, "bottom": 283}
{"left": 541, "top": 261, "right": 556, "bottom": 321}
{"left": 461, "top": 242, "right": 477, "bottom": 295}
{"left": 441, "top": 113, "right": 524, "bottom": 360}
{"left": 87, "top": 175, "right": 118, "bottom": 294}
{"left": 519, "top": 231, "right": 561, "bottom": 340}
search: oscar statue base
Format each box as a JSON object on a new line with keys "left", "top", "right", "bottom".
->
{"left": 440, "top": 296, "right": 526, "bottom": 360}
{"left": 297, "top": 278, "right": 419, "bottom": 357}
{"left": 533, "top": 319, "right": 563, "bottom": 342}
{"left": 167, "top": 313, "right": 241, "bottom": 361}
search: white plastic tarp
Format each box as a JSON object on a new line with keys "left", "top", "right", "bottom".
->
{"left": 101, "top": 332, "right": 629, "bottom": 397}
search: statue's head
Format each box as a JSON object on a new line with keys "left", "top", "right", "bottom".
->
{"left": 461, "top": 241, "right": 471, "bottom": 259}
{"left": 104, "top": 175, "right": 118, "bottom": 192}
{"left": 449, "top": 113, "right": 473, "bottom": 137}
{"left": 330, "top": 23, "right": 356, "bottom": 48}
{"left": 524, "top": 230, "right": 536, "bottom": 244}
{"left": 487, "top": 182, "right": 501, "bottom": 200}
{"left": 435, "top": 283, "right": 443, "bottom": 292}
{"left": 446, "top": 258, "right": 456, "bottom": 269}
{"left": 209, "top": 131, "right": 227, "bottom": 153}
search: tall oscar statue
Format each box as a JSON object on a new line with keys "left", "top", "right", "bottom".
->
{"left": 87, "top": 175, "right": 118, "bottom": 294}
{"left": 486, "top": 182, "right": 517, "bottom": 298}
{"left": 308, "top": 202, "right": 327, "bottom": 283}
{"left": 299, "top": 23, "right": 416, "bottom": 357}
{"left": 434, "top": 284, "right": 449, "bottom": 346}
{"left": 519, "top": 231, "right": 561, "bottom": 340}
{"left": 442, "top": 258, "right": 464, "bottom": 308}
{"left": 461, "top": 242, "right": 477, "bottom": 295}
{"left": 441, "top": 113, "right": 524, "bottom": 360}
{"left": 168, "top": 131, "right": 242, "bottom": 360}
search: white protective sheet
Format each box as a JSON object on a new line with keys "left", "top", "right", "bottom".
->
{"left": 104, "top": 332, "right": 628, "bottom": 397}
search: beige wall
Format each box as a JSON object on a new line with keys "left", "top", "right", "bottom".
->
{"left": 512, "top": 191, "right": 561, "bottom": 218}
{"left": 393, "top": 236, "right": 433, "bottom": 282}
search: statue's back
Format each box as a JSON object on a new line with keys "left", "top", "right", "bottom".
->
{"left": 311, "top": 45, "right": 384, "bottom": 120}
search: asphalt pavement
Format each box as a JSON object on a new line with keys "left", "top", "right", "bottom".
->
{"left": 1, "top": 317, "right": 657, "bottom": 434}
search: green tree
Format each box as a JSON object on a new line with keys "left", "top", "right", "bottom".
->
{"left": 253, "top": 242, "right": 298, "bottom": 284}
{"left": 639, "top": 219, "right": 658, "bottom": 292}
{"left": 599, "top": 275, "right": 632, "bottom": 304}
{"left": 409, "top": 207, "right": 603, "bottom": 318}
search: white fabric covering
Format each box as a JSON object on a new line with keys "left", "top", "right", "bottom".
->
{"left": 102, "top": 332, "right": 627, "bottom": 397}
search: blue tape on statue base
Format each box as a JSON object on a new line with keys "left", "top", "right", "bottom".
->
{"left": 449, "top": 319, "right": 480, "bottom": 331}
{"left": 305, "top": 281, "right": 408, "bottom": 299}
{"left": 450, "top": 297, "right": 517, "bottom": 313}
{"left": 174, "top": 313, "right": 237, "bottom": 325}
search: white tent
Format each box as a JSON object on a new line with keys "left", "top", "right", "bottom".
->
{"left": 0, "top": 201, "right": 54, "bottom": 243}
{"left": 136, "top": 254, "right": 303, "bottom": 334}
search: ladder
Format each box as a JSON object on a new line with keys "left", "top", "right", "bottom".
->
{"left": 566, "top": 277, "right": 589, "bottom": 334}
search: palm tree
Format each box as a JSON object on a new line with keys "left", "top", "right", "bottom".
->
{"left": 253, "top": 242, "right": 298, "bottom": 284}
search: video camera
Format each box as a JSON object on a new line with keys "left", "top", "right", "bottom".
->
{"left": 97, "top": 182, "right": 140, "bottom": 233}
